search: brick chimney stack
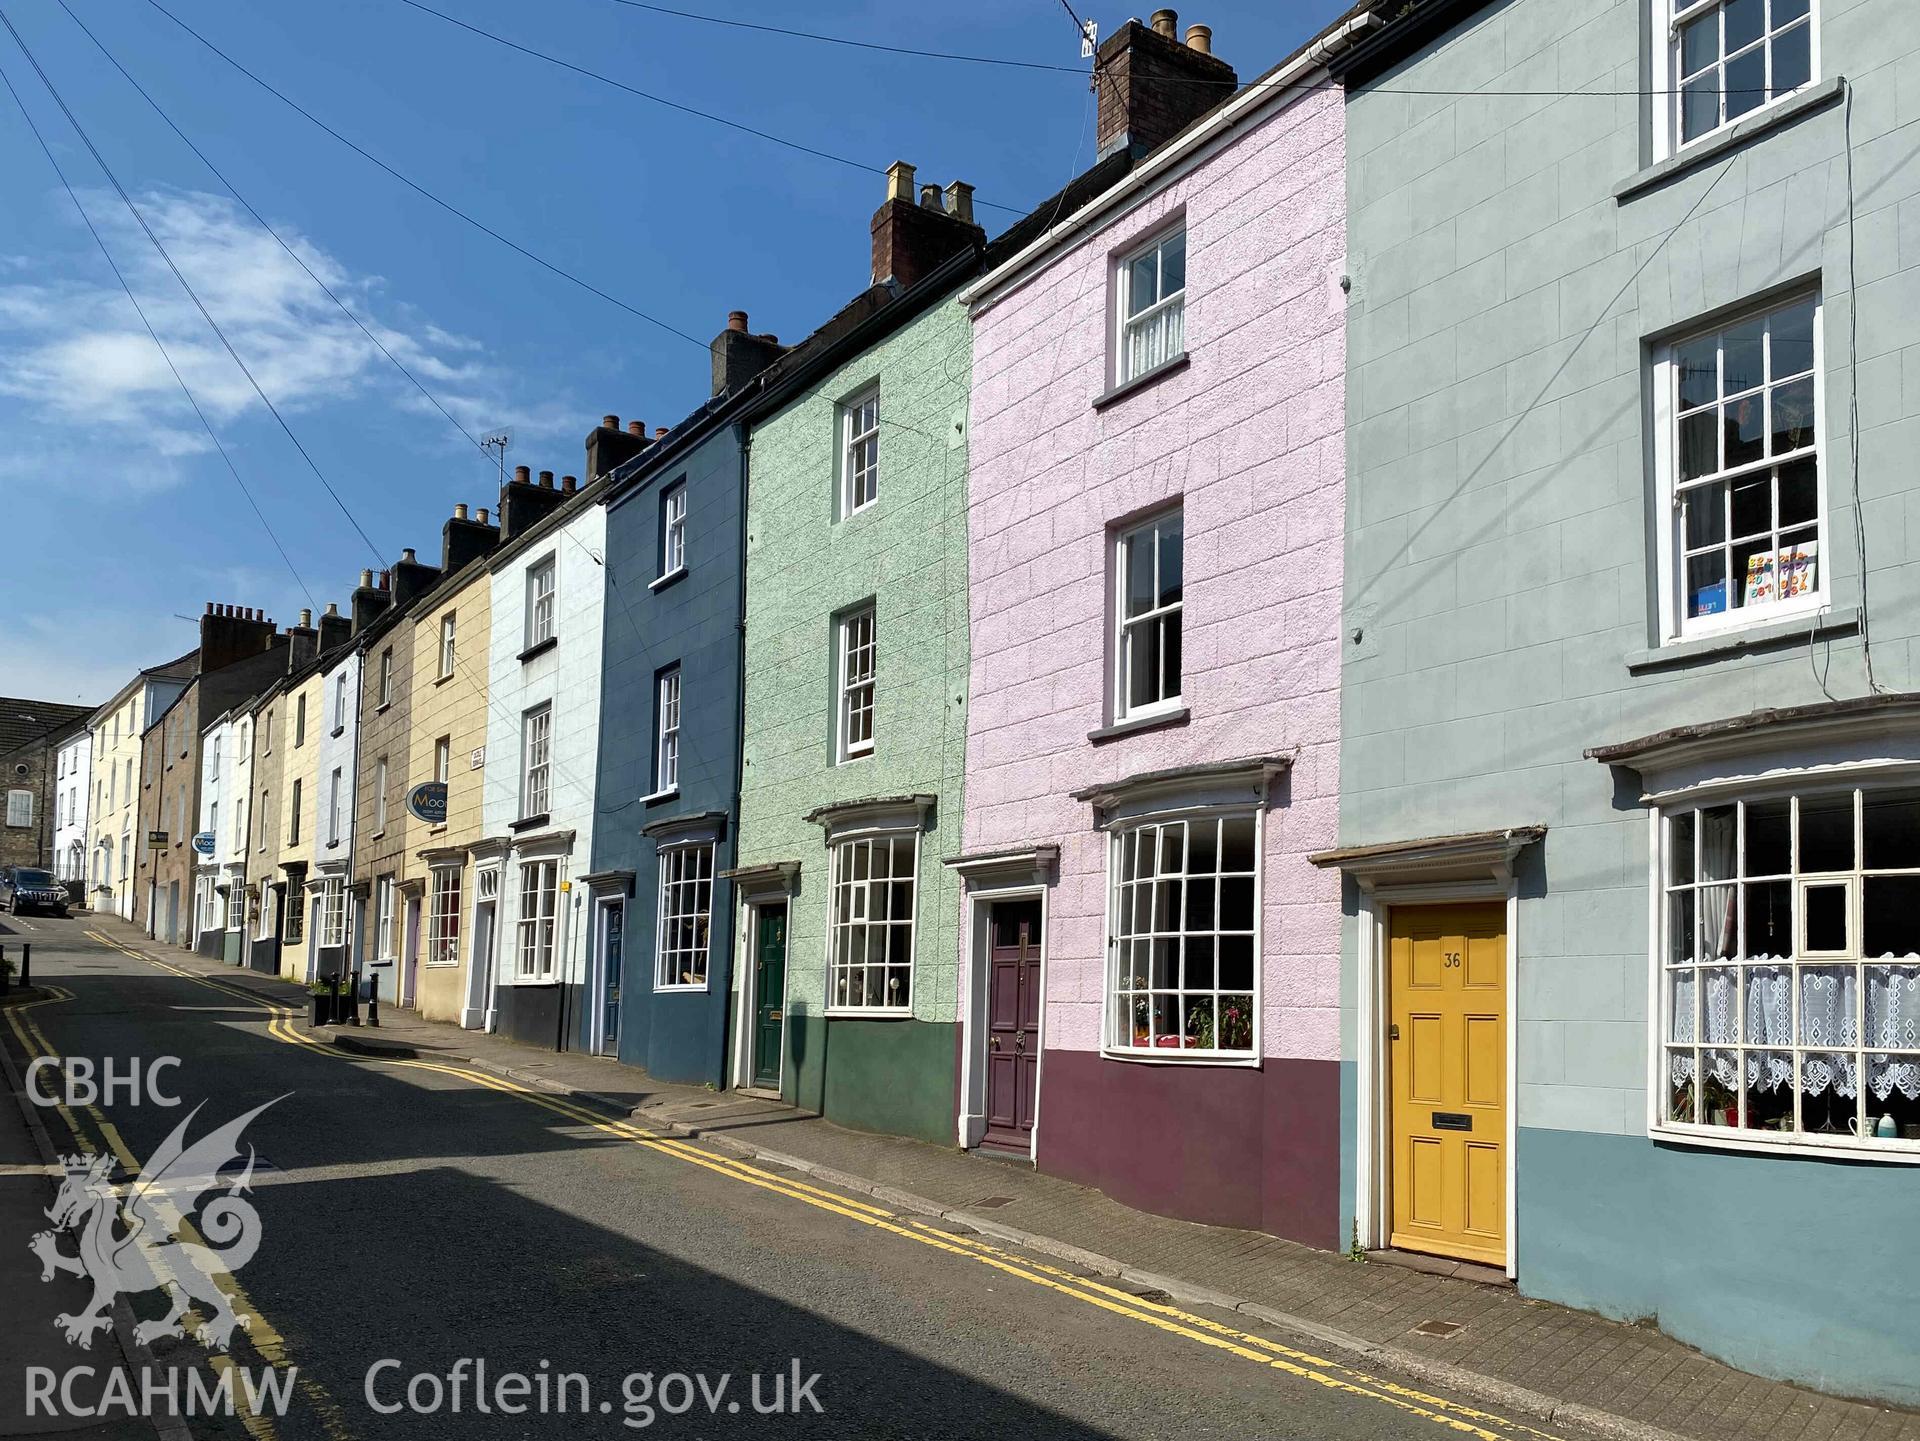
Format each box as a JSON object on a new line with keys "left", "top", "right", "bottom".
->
{"left": 870, "top": 161, "right": 985, "bottom": 290}
{"left": 390, "top": 545, "right": 443, "bottom": 609}
{"left": 350, "top": 568, "right": 391, "bottom": 636}
{"left": 498, "top": 463, "right": 568, "bottom": 540}
{"left": 318, "top": 602, "right": 351, "bottom": 653}
{"left": 586, "top": 413, "right": 648, "bottom": 481}
{"left": 442, "top": 500, "right": 502, "bottom": 574}
{"left": 200, "top": 601, "right": 278, "bottom": 674}
{"left": 710, "top": 309, "right": 785, "bottom": 398}
{"left": 285, "top": 607, "right": 319, "bottom": 671}
{"left": 1094, "top": 10, "right": 1237, "bottom": 160}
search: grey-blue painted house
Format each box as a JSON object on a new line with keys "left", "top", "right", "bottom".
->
{"left": 588, "top": 317, "right": 783, "bottom": 1085}
{"left": 1325, "top": 0, "right": 1920, "bottom": 1407}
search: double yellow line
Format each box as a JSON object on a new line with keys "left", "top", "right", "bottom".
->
{"left": 82, "top": 930, "right": 1563, "bottom": 1441}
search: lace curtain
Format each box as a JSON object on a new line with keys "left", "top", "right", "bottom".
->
{"left": 1671, "top": 958, "right": 1920, "bottom": 1101}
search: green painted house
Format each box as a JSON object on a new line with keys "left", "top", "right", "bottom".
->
{"left": 727, "top": 164, "right": 980, "bottom": 1144}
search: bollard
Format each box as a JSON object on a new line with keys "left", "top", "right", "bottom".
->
{"left": 365, "top": 972, "right": 379, "bottom": 1028}
{"left": 0, "top": 943, "right": 7, "bottom": 994}
{"left": 19, "top": 944, "right": 28, "bottom": 987}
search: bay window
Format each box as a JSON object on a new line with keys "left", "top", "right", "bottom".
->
{"left": 1659, "top": 784, "right": 1920, "bottom": 1151}
{"left": 318, "top": 876, "right": 346, "bottom": 949}
{"left": 427, "top": 866, "right": 461, "bottom": 966}
{"left": 517, "top": 859, "right": 558, "bottom": 978}
{"left": 1108, "top": 812, "right": 1258, "bottom": 1056}
{"left": 827, "top": 832, "right": 916, "bottom": 1012}
{"left": 1658, "top": 294, "right": 1821, "bottom": 637}
{"left": 655, "top": 843, "right": 713, "bottom": 988}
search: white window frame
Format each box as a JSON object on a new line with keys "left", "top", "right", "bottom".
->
{"left": 289, "top": 778, "right": 302, "bottom": 845}
{"left": 294, "top": 694, "right": 306, "bottom": 746}
{"left": 656, "top": 668, "right": 681, "bottom": 794}
{"left": 839, "top": 388, "right": 880, "bottom": 518}
{"left": 1653, "top": 294, "right": 1826, "bottom": 643}
{"left": 378, "top": 649, "right": 393, "bottom": 707}
{"left": 837, "top": 605, "right": 875, "bottom": 763}
{"left": 654, "top": 842, "right": 714, "bottom": 990}
{"left": 1653, "top": 0, "right": 1819, "bottom": 160}
{"left": 227, "top": 877, "right": 246, "bottom": 932}
{"left": 256, "top": 882, "right": 277, "bottom": 941}
{"left": 426, "top": 865, "right": 462, "bottom": 967}
{"left": 374, "top": 757, "right": 388, "bottom": 834}
{"left": 374, "top": 875, "right": 396, "bottom": 961}
{"left": 516, "top": 858, "right": 559, "bottom": 978}
{"left": 661, "top": 482, "right": 688, "bottom": 577}
{"left": 283, "top": 883, "right": 305, "bottom": 943}
{"left": 4, "top": 788, "right": 31, "bottom": 828}
{"left": 825, "top": 829, "right": 918, "bottom": 1016}
{"left": 327, "top": 768, "right": 343, "bottom": 846}
{"left": 1115, "top": 224, "right": 1187, "bottom": 385}
{"left": 1651, "top": 779, "right": 1920, "bottom": 1160}
{"left": 435, "top": 736, "right": 451, "bottom": 786}
{"left": 318, "top": 876, "right": 346, "bottom": 949}
{"left": 1103, "top": 808, "right": 1262, "bottom": 1062}
{"left": 520, "top": 706, "right": 551, "bottom": 819}
{"left": 525, "top": 556, "right": 557, "bottom": 649}
{"left": 332, "top": 673, "right": 347, "bottom": 732}
{"left": 439, "top": 612, "right": 457, "bottom": 680}
{"left": 1113, "top": 508, "right": 1184, "bottom": 721}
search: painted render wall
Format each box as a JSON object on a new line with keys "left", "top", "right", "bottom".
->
{"left": 1339, "top": 0, "right": 1920, "bottom": 1402}
{"left": 595, "top": 416, "right": 746, "bottom": 1086}
{"left": 737, "top": 295, "right": 972, "bottom": 1143}
{"left": 485, "top": 499, "right": 606, "bottom": 1052}
{"left": 408, "top": 565, "right": 492, "bottom": 1025}
{"left": 356, "top": 619, "right": 417, "bottom": 999}
{"left": 963, "top": 81, "right": 1348, "bottom": 1243}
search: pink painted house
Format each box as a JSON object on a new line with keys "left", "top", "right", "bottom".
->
{"left": 947, "top": 15, "right": 1353, "bottom": 1247}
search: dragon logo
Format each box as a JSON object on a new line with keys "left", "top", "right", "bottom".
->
{"left": 29, "top": 1098, "right": 281, "bottom": 1351}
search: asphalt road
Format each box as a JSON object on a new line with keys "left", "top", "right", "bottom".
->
{"left": 2, "top": 915, "right": 1598, "bottom": 1441}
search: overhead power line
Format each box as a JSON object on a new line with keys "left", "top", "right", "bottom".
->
{"left": 0, "top": 5, "right": 386, "bottom": 564}
{"left": 0, "top": 46, "right": 315, "bottom": 611}
{"left": 609, "top": 0, "right": 1085, "bottom": 74}
{"left": 140, "top": 0, "right": 710, "bottom": 351}
{"left": 54, "top": 0, "right": 490, "bottom": 461}
{"left": 390, "top": 0, "right": 1027, "bottom": 216}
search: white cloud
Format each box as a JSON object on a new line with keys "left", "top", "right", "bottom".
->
{"left": 0, "top": 187, "right": 571, "bottom": 463}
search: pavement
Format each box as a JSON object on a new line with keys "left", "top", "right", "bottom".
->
{"left": 14, "top": 913, "right": 1920, "bottom": 1441}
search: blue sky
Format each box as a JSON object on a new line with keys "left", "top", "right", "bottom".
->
{"left": 0, "top": 0, "right": 1349, "bottom": 703}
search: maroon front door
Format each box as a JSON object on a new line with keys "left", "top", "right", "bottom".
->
{"left": 982, "top": 899, "right": 1043, "bottom": 1152}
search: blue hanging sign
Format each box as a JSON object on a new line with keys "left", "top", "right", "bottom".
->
{"left": 407, "top": 781, "right": 449, "bottom": 824}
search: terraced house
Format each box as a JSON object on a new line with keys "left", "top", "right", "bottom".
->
{"left": 729, "top": 168, "right": 981, "bottom": 1141}
{"left": 86, "top": 650, "right": 193, "bottom": 923}
{"left": 954, "top": 9, "right": 1358, "bottom": 1244}
{"left": 1325, "top": 0, "right": 1920, "bottom": 1404}
{"left": 484, "top": 464, "right": 604, "bottom": 1051}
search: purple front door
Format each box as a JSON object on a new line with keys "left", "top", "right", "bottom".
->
{"left": 982, "top": 899, "right": 1043, "bottom": 1152}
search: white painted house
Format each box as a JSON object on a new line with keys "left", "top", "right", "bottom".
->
{"left": 52, "top": 728, "right": 90, "bottom": 885}
{"left": 192, "top": 710, "right": 248, "bottom": 958}
{"left": 313, "top": 645, "right": 361, "bottom": 976}
{"left": 483, "top": 478, "right": 606, "bottom": 1052}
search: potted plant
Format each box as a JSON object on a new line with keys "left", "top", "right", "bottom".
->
{"left": 308, "top": 977, "right": 337, "bottom": 1027}
{"left": 1130, "top": 984, "right": 1151, "bottom": 1047}
{"left": 1219, "top": 997, "right": 1252, "bottom": 1052}
{"left": 1703, "top": 1074, "right": 1737, "bottom": 1127}
{"left": 1186, "top": 1001, "right": 1215, "bottom": 1051}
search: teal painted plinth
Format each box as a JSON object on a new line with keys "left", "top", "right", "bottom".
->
{"left": 785, "top": 1013, "right": 957, "bottom": 1147}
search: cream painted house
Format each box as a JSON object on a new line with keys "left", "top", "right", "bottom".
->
{"left": 85, "top": 651, "right": 194, "bottom": 920}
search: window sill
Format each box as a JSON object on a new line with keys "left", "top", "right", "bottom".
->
{"left": 509, "top": 813, "right": 550, "bottom": 833}
{"left": 641, "top": 786, "right": 679, "bottom": 808}
{"left": 423, "top": 959, "right": 460, "bottom": 969}
{"left": 330, "top": 727, "right": 345, "bottom": 739}
{"left": 433, "top": 672, "right": 453, "bottom": 688}
{"left": 1625, "top": 603, "right": 1858, "bottom": 674}
{"left": 1651, "top": 1123, "right": 1920, "bottom": 1165}
{"left": 648, "top": 567, "right": 688, "bottom": 594}
{"left": 505, "top": 978, "right": 560, "bottom": 989}
{"left": 1088, "top": 705, "right": 1190, "bottom": 746}
{"left": 1093, "top": 353, "right": 1190, "bottom": 411}
{"left": 655, "top": 980, "right": 710, "bottom": 994}
{"left": 824, "top": 1006, "right": 913, "bottom": 1020}
{"left": 1615, "top": 78, "right": 1845, "bottom": 204}
{"left": 1101, "top": 1046, "right": 1261, "bottom": 1068}
{"left": 518, "top": 636, "right": 558, "bottom": 664}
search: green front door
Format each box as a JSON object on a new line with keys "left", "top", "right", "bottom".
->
{"left": 752, "top": 903, "right": 787, "bottom": 1089}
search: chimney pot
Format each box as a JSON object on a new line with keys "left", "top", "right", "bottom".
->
{"left": 299, "top": 608, "right": 312, "bottom": 627}
{"left": 563, "top": 475, "right": 577, "bottom": 493}
{"left": 885, "top": 160, "right": 916, "bottom": 202}
{"left": 628, "top": 420, "right": 646, "bottom": 436}
{"left": 728, "top": 310, "right": 749, "bottom": 332}
{"left": 514, "top": 465, "right": 531, "bottom": 484}
{"left": 654, "top": 426, "right": 668, "bottom": 439}
{"left": 359, "top": 569, "right": 373, "bottom": 588}
{"left": 538, "top": 470, "right": 554, "bottom": 489}
{"left": 205, "top": 601, "right": 214, "bottom": 614}
{"left": 401, "top": 547, "right": 417, "bottom": 564}
{"left": 1151, "top": 8, "right": 1178, "bottom": 38}
{"left": 454, "top": 502, "right": 469, "bottom": 520}
{"left": 602, "top": 414, "right": 619, "bottom": 430}
{"left": 944, "top": 181, "right": 975, "bottom": 224}
{"left": 478, "top": 508, "right": 490, "bottom": 525}
{"left": 1185, "top": 22, "right": 1211, "bottom": 53}
{"left": 919, "top": 183, "right": 942, "bottom": 209}
{"left": 326, "top": 602, "right": 339, "bottom": 616}
{"left": 380, "top": 570, "right": 390, "bottom": 589}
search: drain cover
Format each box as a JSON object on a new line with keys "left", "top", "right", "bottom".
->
{"left": 971, "top": 1196, "right": 1016, "bottom": 1209}
{"left": 1412, "top": 1320, "right": 1465, "bottom": 1339}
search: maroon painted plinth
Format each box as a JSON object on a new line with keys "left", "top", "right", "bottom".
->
{"left": 1035, "top": 1050, "right": 1341, "bottom": 1248}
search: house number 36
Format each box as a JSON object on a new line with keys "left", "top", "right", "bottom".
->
{"left": 1443, "top": 951, "right": 1462, "bottom": 968}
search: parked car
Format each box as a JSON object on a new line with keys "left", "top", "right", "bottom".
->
{"left": 0, "top": 866, "right": 69, "bottom": 917}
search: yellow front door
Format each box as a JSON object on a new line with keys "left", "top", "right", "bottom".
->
{"left": 1389, "top": 903, "right": 1507, "bottom": 1267}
